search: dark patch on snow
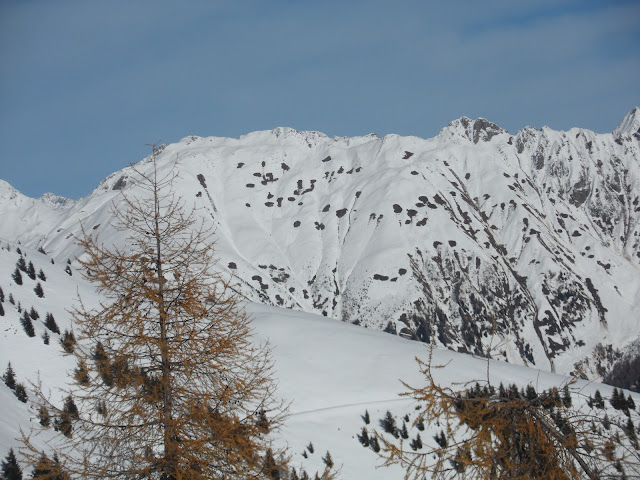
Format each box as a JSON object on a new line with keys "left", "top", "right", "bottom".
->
{"left": 112, "top": 176, "right": 127, "bottom": 190}
{"left": 373, "top": 274, "right": 389, "bottom": 281}
{"left": 228, "top": 262, "right": 237, "bottom": 269}
{"left": 197, "top": 174, "right": 207, "bottom": 188}
{"left": 403, "top": 151, "right": 414, "bottom": 159}
{"left": 336, "top": 208, "right": 347, "bottom": 218}
{"left": 321, "top": 156, "right": 332, "bottom": 162}
{"left": 393, "top": 204, "right": 403, "bottom": 214}
{"left": 293, "top": 220, "right": 301, "bottom": 227}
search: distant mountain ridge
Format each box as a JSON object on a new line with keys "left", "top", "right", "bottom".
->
{"left": 1, "top": 109, "right": 639, "bottom": 381}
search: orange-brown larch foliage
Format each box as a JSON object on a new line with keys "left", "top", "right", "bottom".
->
{"left": 22, "top": 148, "right": 291, "bottom": 479}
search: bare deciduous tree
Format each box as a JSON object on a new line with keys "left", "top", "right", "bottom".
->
{"left": 375, "top": 347, "right": 640, "bottom": 480}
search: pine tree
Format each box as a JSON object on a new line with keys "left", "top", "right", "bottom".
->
{"left": 59, "top": 330, "right": 75, "bottom": 353}
{"left": 21, "top": 150, "right": 292, "bottom": 480}
{"left": 0, "top": 285, "right": 4, "bottom": 302}
{"left": 53, "top": 395, "right": 79, "bottom": 438}
{"left": 37, "top": 269, "right": 46, "bottom": 282}
{"left": 1, "top": 448, "right": 23, "bottom": 480}
{"left": 410, "top": 433, "right": 423, "bottom": 451}
{"left": 42, "top": 331, "right": 50, "bottom": 345}
{"left": 12, "top": 267, "right": 23, "bottom": 286}
{"left": 38, "top": 406, "right": 50, "bottom": 427}
{"left": 27, "top": 261, "right": 36, "bottom": 280}
{"left": 9, "top": 293, "right": 15, "bottom": 305}
{"left": 64, "top": 265, "right": 72, "bottom": 276}
{"left": 44, "top": 313, "right": 60, "bottom": 334}
{"left": 400, "top": 421, "right": 409, "bottom": 439}
{"left": 594, "top": 390, "right": 605, "bottom": 409}
{"left": 380, "top": 410, "right": 398, "bottom": 437}
{"left": 0, "top": 302, "right": 4, "bottom": 317}
{"left": 362, "top": 409, "right": 370, "bottom": 424}
{"left": 29, "top": 307, "right": 39, "bottom": 320}
{"left": 3, "top": 362, "right": 16, "bottom": 390}
{"left": 15, "top": 383, "right": 28, "bottom": 403}
{"left": 20, "top": 311, "right": 35, "bottom": 337}
{"left": 358, "top": 426, "right": 370, "bottom": 447}
{"left": 16, "top": 256, "right": 27, "bottom": 272}
{"left": 34, "top": 283, "right": 44, "bottom": 298}
{"left": 322, "top": 451, "right": 334, "bottom": 468}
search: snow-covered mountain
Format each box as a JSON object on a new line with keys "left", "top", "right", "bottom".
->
{"left": 1, "top": 109, "right": 639, "bottom": 381}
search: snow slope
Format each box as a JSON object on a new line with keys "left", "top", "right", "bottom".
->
{"left": 1, "top": 111, "right": 639, "bottom": 382}
{"left": 1, "top": 241, "right": 639, "bottom": 478}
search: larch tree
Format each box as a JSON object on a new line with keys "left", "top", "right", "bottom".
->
{"left": 374, "top": 347, "right": 640, "bottom": 480}
{"left": 21, "top": 148, "right": 290, "bottom": 479}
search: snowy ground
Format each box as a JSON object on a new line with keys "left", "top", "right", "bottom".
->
{"left": 1, "top": 240, "right": 638, "bottom": 478}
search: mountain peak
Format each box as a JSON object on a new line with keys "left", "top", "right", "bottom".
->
{"left": 439, "top": 116, "right": 506, "bottom": 144}
{"left": 613, "top": 107, "right": 640, "bottom": 137}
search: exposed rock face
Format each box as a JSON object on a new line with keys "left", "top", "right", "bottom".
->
{"left": 1, "top": 111, "right": 639, "bottom": 380}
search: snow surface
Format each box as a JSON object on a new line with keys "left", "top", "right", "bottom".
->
{"left": 0, "top": 241, "right": 638, "bottom": 478}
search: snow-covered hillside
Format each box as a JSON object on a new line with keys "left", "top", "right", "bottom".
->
{"left": 1, "top": 110, "right": 639, "bottom": 382}
{"left": 1, "top": 241, "right": 639, "bottom": 478}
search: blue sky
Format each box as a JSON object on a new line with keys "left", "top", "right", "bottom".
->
{"left": 1, "top": 0, "right": 638, "bottom": 199}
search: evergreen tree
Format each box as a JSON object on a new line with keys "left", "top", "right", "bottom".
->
{"left": 59, "top": 330, "right": 75, "bottom": 353}
{"left": 262, "top": 448, "right": 280, "bottom": 480}
{"left": 38, "top": 406, "right": 50, "bottom": 428}
{"left": 15, "top": 383, "right": 28, "bottom": 403}
{"left": 358, "top": 426, "right": 370, "bottom": 447}
{"left": 1, "top": 448, "right": 23, "bottom": 480}
{"left": 3, "top": 362, "right": 16, "bottom": 390}
{"left": 44, "top": 313, "right": 60, "bottom": 334}
{"left": 0, "top": 285, "right": 4, "bottom": 302}
{"left": 0, "top": 302, "right": 4, "bottom": 317}
{"left": 31, "top": 453, "right": 53, "bottom": 479}
{"left": 34, "top": 283, "right": 44, "bottom": 298}
{"left": 27, "top": 262, "right": 36, "bottom": 280}
{"left": 400, "top": 421, "right": 409, "bottom": 439}
{"left": 12, "top": 268, "right": 23, "bottom": 286}
{"left": 9, "top": 293, "right": 15, "bottom": 305}
{"left": 594, "top": 390, "right": 605, "bottom": 409}
{"left": 611, "top": 388, "right": 625, "bottom": 411}
{"left": 64, "top": 265, "right": 72, "bottom": 276}
{"left": 54, "top": 395, "right": 79, "bottom": 438}
{"left": 362, "top": 409, "right": 370, "bottom": 424}
{"left": 562, "top": 385, "right": 572, "bottom": 408}
{"left": 37, "top": 246, "right": 46, "bottom": 255}
{"left": 16, "top": 257, "right": 27, "bottom": 272}
{"left": 369, "top": 436, "right": 380, "bottom": 453}
{"left": 37, "top": 269, "right": 46, "bottom": 282}
{"left": 626, "top": 394, "right": 636, "bottom": 411}
{"left": 307, "top": 442, "right": 314, "bottom": 454}
{"left": 29, "top": 307, "right": 39, "bottom": 320}
{"left": 410, "top": 433, "right": 423, "bottom": 451}
{"left": 380, "top": 410, "right": 398, "bottom": 437}
{"left": 20, "top": 311, "right": 35, "bottom": 337}
{"left": 42, "top": 331, "right": 50, "bottom": 345}
{"left": 322, "top": 451, "right": 334, "bottom": 468}
{"left": 22, "top": 150, "right": 297, "bottom": 480}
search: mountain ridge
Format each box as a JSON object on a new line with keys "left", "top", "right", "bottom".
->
{"left": 1, "top": 108, "right": 639, "bottom": 382}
